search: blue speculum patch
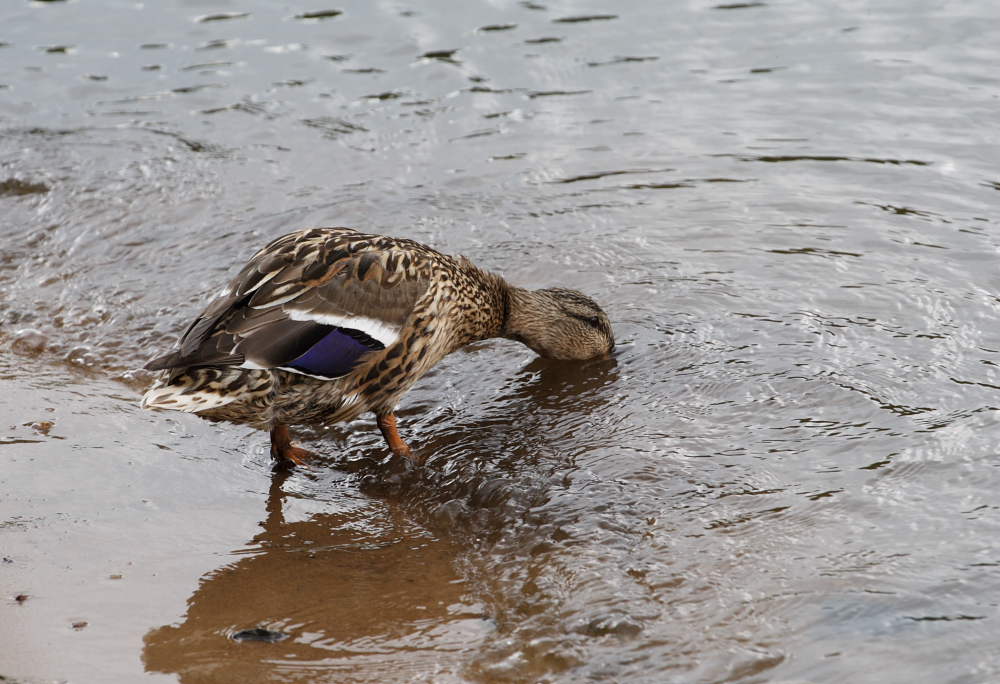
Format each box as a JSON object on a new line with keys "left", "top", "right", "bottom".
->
{"left": 286, "top": 327, "right": 384, "bottom": 378}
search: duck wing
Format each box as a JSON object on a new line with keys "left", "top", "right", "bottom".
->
{"left": 145, "top": 228, "right": 435, "bottom": 379}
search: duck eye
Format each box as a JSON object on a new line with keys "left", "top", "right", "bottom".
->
{"left": 571, "top": 313, "right": 601, "bottom": 329}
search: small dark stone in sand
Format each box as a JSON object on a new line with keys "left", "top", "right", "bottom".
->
{"left": 231, "top": 627, "right": 289, "bottom": 643}
{"left": 0, "top": 178, "right": 49, "bottom": 196}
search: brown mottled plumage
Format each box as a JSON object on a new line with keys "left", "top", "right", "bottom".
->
{"left": 142, "top": 227, "right": 613, "bottom": 466}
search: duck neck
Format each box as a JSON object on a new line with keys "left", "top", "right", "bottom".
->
{"left": 458, "top": 268, "right": 517, "bottom": 345}
{"left": 500, "top": 285, "right": 553, "bottom": 346}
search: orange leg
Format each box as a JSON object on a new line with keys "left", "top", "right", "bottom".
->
{"left": 269, "top": 423, "right": 314, "bottom": 468}
{"left": 376, "top": 412, "right": 420, "bottom": 463}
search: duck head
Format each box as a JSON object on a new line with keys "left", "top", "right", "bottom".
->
{"left": 503, "top": 286, "right": 614, "bottom": 361}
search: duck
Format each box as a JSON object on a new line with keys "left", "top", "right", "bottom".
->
{"left": 142, "top": 227, "right": 614, "bottom": 467}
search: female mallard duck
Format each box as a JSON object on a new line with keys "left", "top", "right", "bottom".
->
{"left": 142, "top": 227, "right": 614, "bottom": 467}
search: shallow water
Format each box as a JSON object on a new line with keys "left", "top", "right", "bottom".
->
{"left": 3, "top": 0, "right": 1000, "bottom": 682}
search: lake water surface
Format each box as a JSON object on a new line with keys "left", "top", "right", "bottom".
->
{"left": 3, "top": 1, "right": 1000, "bottom": 682}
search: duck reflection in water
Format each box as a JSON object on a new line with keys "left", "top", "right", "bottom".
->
{"left": 142, "top": 470, "right": 490, "bottom": 682}
{"left": 142, "top": 355, "right": 621, "bottom": 682}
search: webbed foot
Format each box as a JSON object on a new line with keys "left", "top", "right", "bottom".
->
{"left": 376, "top": 412, "right": 423, "bottom": 464}
{"left": 269, "top": 424, "right": 315, "bottom": 469}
